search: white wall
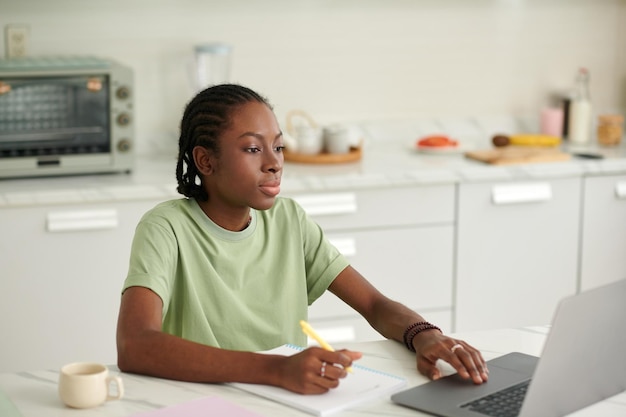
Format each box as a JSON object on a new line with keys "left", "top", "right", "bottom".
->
{"left": 1, "top": 0, "right": 625, "bottom": 155}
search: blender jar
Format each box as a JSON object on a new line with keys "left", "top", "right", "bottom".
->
{"left": 193, "top": 43, "right": 232, "bottom": 92}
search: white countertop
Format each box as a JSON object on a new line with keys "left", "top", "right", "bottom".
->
{"left": 1, "top": 136, "right": 626, "bottom": 208}
{"left": 1, "top": 327, "right": 625, "bottom": 416}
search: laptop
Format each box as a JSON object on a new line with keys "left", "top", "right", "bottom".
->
{"left": 391, "top": 279, "right": 626, "bottom": 417}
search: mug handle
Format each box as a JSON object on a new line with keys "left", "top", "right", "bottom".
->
{"left": 285, "top": 109, "right": 318, "bottom": 137}
{"left": 106, "top": 375, "right": 124, "bottom": 401}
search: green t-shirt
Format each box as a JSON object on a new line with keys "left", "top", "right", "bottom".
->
{"left": 123, "top": 197, "right": 349, "bottom": 351}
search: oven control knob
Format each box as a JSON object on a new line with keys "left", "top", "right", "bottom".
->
{"left": 117, "top": 139, "right": 132, "bottom": 153}
{"left": 116, "top": 113, "right": 131, "bottom": 126}
{"left": 116, "top": 86, "right": 131, "bottom": 100}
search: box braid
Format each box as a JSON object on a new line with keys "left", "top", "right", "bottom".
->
{"left": 176, "top": 84, "right": 272, "bottom": 201}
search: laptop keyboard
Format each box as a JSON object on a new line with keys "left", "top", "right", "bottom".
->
{"left": 460, "top": 380, "right": 530, "bottom": 417}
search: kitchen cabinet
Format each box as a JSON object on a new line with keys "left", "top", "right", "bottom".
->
{"left": 454, "top": 178, "right": 581, "bottom": 332}
{"left": 290, "top": 185, "right": 456, "bottom": 342}
{"left": 0, "top": 199, "right": 160, "bottom": 372}
{"left": 0, "top": 183, "right": 456, "bottom": 371}
{"left": 579, "top": 174, "right": 626, "bottom": 291}
{"left": 2, "top": 149, "right": 626, "bottom": 371}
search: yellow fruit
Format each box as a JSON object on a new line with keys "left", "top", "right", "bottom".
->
{"left": 508, "top": 134, "right": 561, "bottom": 147}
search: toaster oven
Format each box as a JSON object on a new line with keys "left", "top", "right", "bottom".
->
{"left": 0, "top": 56, "right": 134, "bottom": 178}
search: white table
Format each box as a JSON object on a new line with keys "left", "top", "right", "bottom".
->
{"left": 1, "top": 327, "right": 625, "bottom": 416}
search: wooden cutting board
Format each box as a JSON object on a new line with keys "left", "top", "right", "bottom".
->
{"left": 283, "top": 146, "right": 362, "bottom": 164}
{"left": 465, "top": 147, "right": 571, "bottom": 165}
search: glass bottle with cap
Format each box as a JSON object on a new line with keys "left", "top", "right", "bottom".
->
{"left": 568, "top": 68, "right": 592, "bottom": 145}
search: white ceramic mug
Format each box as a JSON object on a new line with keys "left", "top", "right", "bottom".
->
{"left": 294, "top": 125, "right": 324, "bottom": 155}
{"left": 58, "top": 362, "right": 124, "bottom": 409}
{"left": 323, "top": 124, "right": 352, "bottom": 154}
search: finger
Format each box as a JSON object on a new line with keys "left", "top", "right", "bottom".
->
{"left": 468, "top": 348, "right": 489, "bottom": 380}
{"left": 449, "top": 343, "right": 485, "bottom": 384}
{"left": 302, "top": 383, "right": 331, "bottom": 395}
{"left": 313, "top": 361, "right": 342, "bottom": 390}
{"left": 322, "top": 350, "right": 359, "bottom": 373}
{"left": 315, "top": 358, "right": 347, "bottom": 380}
{"left": 316, "top": 375, "right": 340, "bottom": 390}
{"left": 460, "top": 344, "right": 489, "bottom": 381}
{"left": 337, "top": 349, "right": 363, "bottom": 361}
{"left": 297, "top": 361, "right": 336, "bottom": 393}
{"left": 417, "top": 356, "right": 441, "bottom": 381}
{"left": 323, "top": 362, "right": 348, "bottom": 380}
{"left": 442, "top": 346, "right": 470, "bottom": 379}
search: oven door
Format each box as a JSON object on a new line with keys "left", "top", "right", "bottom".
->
{"left": 0, "top": 75, "right": 110, "bottom": 161}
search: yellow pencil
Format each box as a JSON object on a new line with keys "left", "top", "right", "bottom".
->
{"left": 300, "top": 320, "right": 353, "bottom": 373}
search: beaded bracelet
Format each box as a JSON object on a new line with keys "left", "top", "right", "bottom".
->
{"left": 403, "top": 321, "right": 442, "bottom": 352}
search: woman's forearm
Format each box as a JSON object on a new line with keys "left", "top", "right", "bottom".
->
{"left": 117, "top": 328, "right": 283, "bottom": 385}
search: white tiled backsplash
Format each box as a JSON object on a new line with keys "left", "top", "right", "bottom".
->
{"left": 1, "top": 0, "right": 625, "bottom": 155}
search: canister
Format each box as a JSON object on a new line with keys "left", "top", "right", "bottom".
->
{"left": 597, "top": 114, "right": 624, "bottom": 146}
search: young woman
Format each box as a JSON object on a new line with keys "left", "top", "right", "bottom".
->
{"left": 116, "top": 84, "right": 488, "bottom": 395}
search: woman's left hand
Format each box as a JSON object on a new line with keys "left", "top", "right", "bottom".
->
{"left": 411, "top": 330, "right": 489, "bottom": 384}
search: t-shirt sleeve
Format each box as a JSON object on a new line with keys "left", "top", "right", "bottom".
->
{"left": 122, "top": 216, "right": 178, "bottom": 315}
{"left": 295, "top": 203, "right": 350, "bottom": 305}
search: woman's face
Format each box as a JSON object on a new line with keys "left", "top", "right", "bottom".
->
{"left": 202, "top": 100, "right": 284, "bottom": 211}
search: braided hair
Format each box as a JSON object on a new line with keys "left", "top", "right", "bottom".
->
{"left": 176, "top": 84, "right": 272, "bottom": 201}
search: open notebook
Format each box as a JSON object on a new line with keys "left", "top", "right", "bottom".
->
{"left": 231, "top": 344, "right": 407, "bottom": 416}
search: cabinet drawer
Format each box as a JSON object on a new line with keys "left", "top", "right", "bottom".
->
{"left": 580, "top": 175, "right": 626, "bottom": 291}
{"left": 0, "top": 200, "right": 158, "bottom": 372}
{"left": 290, "top": 184, "right": 455, "bottom": 231}
{"left": 455, "top": 178, "right": 580, "bottom": 331}
{"left": 309, "top": 225, "right": 454, "bottom": 321}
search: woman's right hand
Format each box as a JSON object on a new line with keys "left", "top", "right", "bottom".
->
{"left": 276, "top": 347, "right": 362, "bottom": 394}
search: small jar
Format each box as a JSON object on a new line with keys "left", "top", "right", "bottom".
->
{"left": 597, "top": 114, "right": 624, "bottom": 146}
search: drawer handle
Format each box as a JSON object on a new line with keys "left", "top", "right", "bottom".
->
{"left": 616, "top": 182, "right": 626, "bottom": 199}
{"left": 47, "top": 209, "right": 118, "bottom": 232}
{"left": 492, "top": 183, "right": 552, "bottom": 205}
{"left": 328, "top": 237, "right": 357, "bottom": 257}
{"left": 293, "top": 193, "right": 357, "bottom": 216}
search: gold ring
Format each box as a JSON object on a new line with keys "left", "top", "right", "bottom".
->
{"left": 451, "top": 343, "right": 463, "bottom": 353}
{"left": 320, "top": 361, "right": 327, "bottom": 377}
